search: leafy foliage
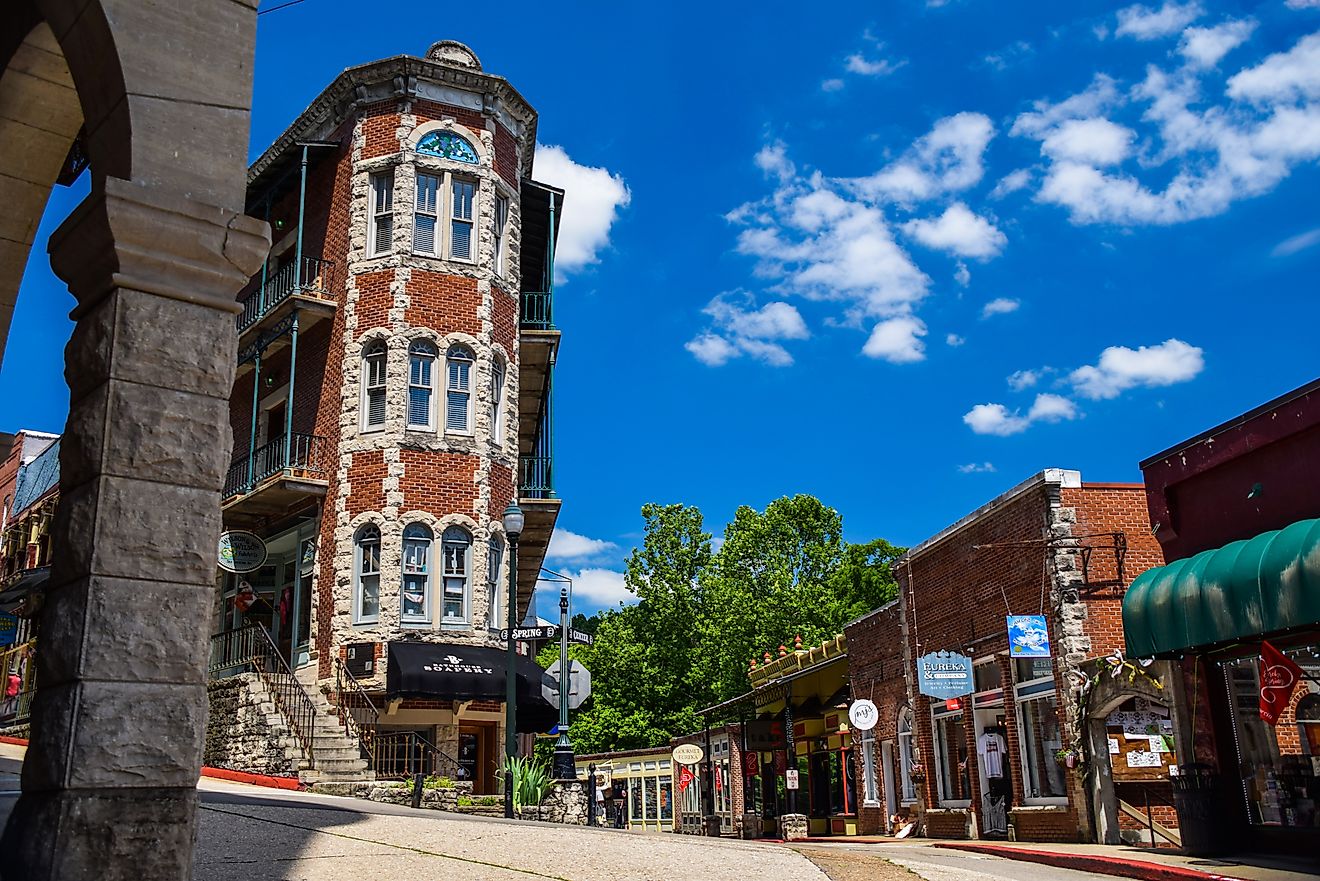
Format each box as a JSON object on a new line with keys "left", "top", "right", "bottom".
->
{"left": 499, "top": 755, "right": 552, "bottom": 809}
{"left": 557, "top": 496, "right": 901, "bottom": 755}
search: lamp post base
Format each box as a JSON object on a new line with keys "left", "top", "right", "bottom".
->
{"left": 552, "top": 741, "right": 577, "bottom": 781}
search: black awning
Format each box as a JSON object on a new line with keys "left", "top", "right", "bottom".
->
{"left": 0, "top": 567, "right": 51, "bottom": 613}
{"left": 385, "top": 641, "right": 559, "bottom": 733}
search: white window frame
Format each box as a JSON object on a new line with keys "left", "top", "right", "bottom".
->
{"left": 353, "top": 524, "right": 381, "bottom": 625}
{"left": 441, "top": 526, "right": 472, "bottom": 625}
{"left": 410, "top": 169, "right": 478, "bottom": 263}
{"left": 490, "top": 356, "right": 506, "bottom": 445}
{"left": 898, "top": 706, "right": 918, "bottom": 805}
{"left": 486, "top": 535, "right": 504, "bottom": 629}
{"left": 932, "top": 706, "right": 971, "bottom": 808}
{"left": 368, "top": 170, "right": 394, "bottom": 257}
{"left": 860, "top": 728, "right": 881, "bottom": 808}
{"left": 445, "top": 345, "right": 474, "bottom": 434}
{"left": 1014, "top": 659, "right": 1068, "bottom": 805}
{"left": 494, "top": 193, "right": 509, "bottom": 276}
{"left": 407, "top": 340, "right": 437, "bottom": 431}
{"left": 401, "top": 523, "right": 433, "bottom": 626}
{"left": 361, "top": 341, "right": 387, "bottom": 433}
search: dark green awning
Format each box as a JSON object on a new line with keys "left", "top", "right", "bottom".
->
{"left": 1123, "top": 518, "right": 1320, "bottom": 657}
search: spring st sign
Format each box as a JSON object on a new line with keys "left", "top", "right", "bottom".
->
{"left": 916, "top": 651, "right": 974, "bottom": 700}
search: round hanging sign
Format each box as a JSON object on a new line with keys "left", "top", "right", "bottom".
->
{"left": 218, "top": 530, "right": 268, "bottom": 574}
{"left": 672, "top": 743, "right": 705, "bottom": 766}
{"left": 848, "top": 698, "right": 879, "bottom": 732}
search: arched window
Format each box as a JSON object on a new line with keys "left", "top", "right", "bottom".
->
{"left": 898, "top": 706, "right": 917, "bottom": 802}
{"left": 490, "top": 355, "right": 506, "bottom": 445}
{"left": 416, "top": 130, "right": 479, "bottom": 164}
{"left": 401, "top": 523, "right": 433, "bottom": 625}
{"left": 353, "top": 525, "right": 381, "bottom": 624}
{"left": 361, "top": 340, "right": 387, "bottom": 431}
{"left": 445, "top": 345, "right": 474, "bottom": 433}
{"left": 441, "top": 526, "right": 472, "bottom": 624}
{"left": 486, "top": 534, "right": 504, "bottom": 629}
{"left": 408, "top": 340, "right": 437, "bottom": 430}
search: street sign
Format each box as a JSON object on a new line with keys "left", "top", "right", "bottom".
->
{"left": 785, "top": 769, "right": 800, "bottom": 790}
{"left": 672, "top": 743, "right": 704, "bottom": 765}
{"left": 543, "top": 659, "right": 592, "bottom": 709}
{"left": 848, "top": 698, "right": 879, "bottom": 731}
{"left": 499, "top": 625, "right": 594, "bottom": 645}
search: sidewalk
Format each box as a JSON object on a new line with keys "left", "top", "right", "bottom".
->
{"left": 935, "top": 841, "right": 1320, "bottom": 881}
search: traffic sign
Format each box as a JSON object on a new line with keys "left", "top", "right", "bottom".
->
{"left": 543, "top": 659, "right": 592, "bottom": 709}
{"left": 499, "top": 625, "right": 594, "bottom": 645}
{"left": 785, "top": 769, "right": 800, "bottom": 790}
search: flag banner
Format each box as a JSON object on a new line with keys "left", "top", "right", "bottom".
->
{"left": 1259, "top": 640, "right": 1304, "bottom": 725}
{"left": 678, "top": 765, "right": 695, "bottom": 792}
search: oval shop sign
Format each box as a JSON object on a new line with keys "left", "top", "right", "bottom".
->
{"left": 218, "top": 530, "right": 268, "bottom": 574}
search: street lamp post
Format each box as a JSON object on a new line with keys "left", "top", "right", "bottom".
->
{"left": 502, "top": 503, "right": 524, "bottom": 820}
{"left": 551, "top": 584, "right": 575, "bottom": 779}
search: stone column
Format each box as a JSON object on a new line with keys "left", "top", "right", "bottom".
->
{"left": 0, "top": 176, "right": 268, "bottom": 880}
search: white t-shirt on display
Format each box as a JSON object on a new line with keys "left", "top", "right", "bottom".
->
{"left": 977, "top": 731, "right": 1006, "bottom": 778}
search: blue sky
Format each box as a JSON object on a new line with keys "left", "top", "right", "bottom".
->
{"left": 4, "top": 0, "right": 1319, "bottom": 617}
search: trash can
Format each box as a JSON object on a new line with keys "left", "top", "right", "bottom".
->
{"left": 1170, "top": 763, "right": 1226, "bottom": 856}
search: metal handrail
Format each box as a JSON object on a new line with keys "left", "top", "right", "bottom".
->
{"left": 237, "top": 255, "right": 334, "bottom": 333}
{"left": 223, "top": 432, "right": 326, "bottom": 499}
{"left": 333, "top": 659, "right": 463, "bottom": 780}
{"left": 519, "top": 455, "right": 553, "bottom": 500}
{"left": 208, "top": 625, "right": 316, "bottom": 763}
{"left": 521, "top": 291, "right": 553, "bottom": 330}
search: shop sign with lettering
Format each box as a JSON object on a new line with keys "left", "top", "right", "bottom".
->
{"left": 1007, "top": 615, "right": 1051, "bottom": 658}
{"left": 916, "top": 651, "right": 974, "bottom": 700}
{"left": 218, "top": 531, "right": 268, "bottom": 574}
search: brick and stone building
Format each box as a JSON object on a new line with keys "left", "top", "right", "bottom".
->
{"left": 846, "top": 469, "right": 1173, "bottom": 844}
{"left": 209, "top": 39, "right": 564, "bottom": 793}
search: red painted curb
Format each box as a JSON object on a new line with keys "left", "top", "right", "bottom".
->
{"left": 0, "top": 735, "right": 28, "bottom": 746}
{"left": 200, "top": 766, "right": 303, "bottom": 791}
{"left": 935, "top": 843, "right": 1249, "bottom": 881}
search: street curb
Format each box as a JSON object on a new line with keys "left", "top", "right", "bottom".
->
{"left": 200, "top": 766, "right": 304, "bottom": 791}
{"left": 934, "top": 843, "right": 1249, "bottom": 881}
{"left": 0, "top": 736, "right": 28, "bottom": 746}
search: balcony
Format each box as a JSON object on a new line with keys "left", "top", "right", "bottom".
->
{"left": 222, "top": 431, "right": 329, "bottom": 527}
{"left": 235, "top": 255, "right": 337, "bottom": 369}
{"left": 514, "top": 455, "right": 560, "bottom": 620}
{"left": 518, "top": 295, "right": 559, "bottom": 461}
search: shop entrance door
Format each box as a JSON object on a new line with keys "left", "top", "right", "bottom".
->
{"left": 458, "top": 724, "right": 495, "bottom": 794}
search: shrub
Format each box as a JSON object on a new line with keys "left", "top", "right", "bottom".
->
{"left": 497, "top": 756, "right": 551, "bottom": 810}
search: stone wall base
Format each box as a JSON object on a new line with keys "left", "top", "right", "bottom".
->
{"left": 204, "top": 674, "right": 300, "bottom": 777}
{"left": 778, "top": 813, "right": 809, "bottom": 841}
{"left": 924, "top": 808, "right": 972, "bottom": 839}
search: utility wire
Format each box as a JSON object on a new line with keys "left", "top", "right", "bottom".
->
{"left": 258, "top": 0, "right": 309, "bottom": 15}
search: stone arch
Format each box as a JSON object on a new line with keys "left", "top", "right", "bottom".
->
{"left": 1081, "top": 663, "right": 1174, "bottom": 845}
{"left": 0, "top": 2, "right": 268, "bottom": 876}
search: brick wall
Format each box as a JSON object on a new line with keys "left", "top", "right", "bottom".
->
{"left": 347, "top": 451, "right": 386, "bottom": 517}
{"left": 399, "top": 450, "right": 476, "bottom": 513}
{"left": 405, "top": 270, "right": 481, "bottom": 335}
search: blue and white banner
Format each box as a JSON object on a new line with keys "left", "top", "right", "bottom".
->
{"left": 1007, "top": 615, "right": 1051, "bottom": 658}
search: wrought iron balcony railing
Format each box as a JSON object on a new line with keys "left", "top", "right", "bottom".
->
{"left": 521, "top": 291, "right": 553, "bottom": 330}
{"left": 237, "top": 255, "right": 334, "bottom": 334}
{"left": 518, "top": 455, "right": 553, "bottom": 500}
{"left": 223, "top": 432, "right": 326, "bottom": 500}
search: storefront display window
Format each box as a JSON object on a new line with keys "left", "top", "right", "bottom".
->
{"left": 898, "top": 706, "right": 917, "bottom": 803}
{"left": 659, "top": 777, "right": 673, "bottom": 820}
{"left": 1018, "top": 694, "right": 1066, "bottom": 799}
{"left": 1224, "top": 652, "right": 1320, "bottom": 829}
{"left": 934, "top": 710, "right": 970, "bottom": 804}
{"left": 629, "top": 776, "right": 642, "bottom": 821}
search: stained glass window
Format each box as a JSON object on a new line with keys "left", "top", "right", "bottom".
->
{"left": 417, "top": 131, "right": 479, "bottom": 163}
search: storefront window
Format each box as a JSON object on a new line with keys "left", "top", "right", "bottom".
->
{"left": 1224, "top": 652, "right": 1320, "bottom": 828}
{"left": 860, "top": 729, "right": 880, "bottom": 806}
{"left": 660, "top": 776, "right": 673, "bottom": 820}
{"left": 1018, "top": 694, "right": 1067, "bottom": 799}
{"left": 934, "top": 711, "right": 970, "bottom": 803}
{"left": 629, "top": 777, "right": 642, "bottom": 821}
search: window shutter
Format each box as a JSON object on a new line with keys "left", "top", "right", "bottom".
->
{"left": 374, "top": 212, "right": 392, "bottom": 255}
{"left": 446, "top": 390, "right": 468, "bottom": 431}
{"left": 414, "top": 215, "right": 436, "bottom": 254}
{"left": 408, "top": 387, "right": 431, "bottom": 427}
{"left": 451, "top": 220, "right": 472, "bottom": 259}
{"left": 368, "top": 388, "right": 386, "bottom": 426}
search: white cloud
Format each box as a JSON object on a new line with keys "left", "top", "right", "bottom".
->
{"left": 850, "top": 112, "right": 996, "bottom": 203}
{"left": 1007, "top": 369, "right": 1040, "bottom": 391}
{"left": 963, "top": 393, "right": 1079, "bottom": 436}
{"left": 902, "top": 203, "right": 1007, "bottom": 259}
{"left": 1115, "top": 1, "right": 1204, "bottom": 40}
{"left": 958, "top": 462, "right": 997, "bottom": 473}
{"left": 547, "top": 529, "right": 618, "bottom": 562}
{"left": 863, "top": 315, "right": 927, "bottom": 363}
{"left": 991, "top": 168, "right": 1033, "bottom": 198}
{"left": 1272, "top": 227, "right": 1320, "bottom": 256}
{"left": 754, "top": 141, "right": 796, "bottom": 182}
{"left": 1227, "top": 32, "right": 1320, "bottom": 103}
{"left": 533, "top": 145, "right": 630, "bottom": 281}
{"left": 1179, "top": 19, "right": 1256, "bottom": 69}
{"left": 687, "top": 294, "right": 809, "bottom": 367}
{"left": 822, "top": 78, "right": 846, "bottom": 92}
{"left": 981, "top": 297, "right": 1021, "bottom": 318}
{"left": 1041, "top": 118, "right": 1135, "bottom": 166}
{"left": 946, "top": 333, "right": 966, "bottom": 347}
{"left": 564, "top": 568, "right": 634, "bottom": 607}
{"left": 1069, "top": 339, "right": 1205, "bottom": 399}
{"left": 845, "top": 53, "right": 905, "bottom": 77}
{"left": 1286, "top": 0, "right": 1320, "bottom": 8}
{"left": 954, "top": 262, "right": 971, "bottom": 286}
{"left": 1012, "top": 75, "right": 1123, "bottom": 139}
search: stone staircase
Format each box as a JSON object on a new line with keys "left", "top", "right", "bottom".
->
{"left": 296, "top": 674, "right": 374, "bottom": 786}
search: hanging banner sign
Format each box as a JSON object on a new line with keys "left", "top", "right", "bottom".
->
{"left": 1259, "top": 640, "right": 1304, "bottom": 725}
{"left": 916, "top": 651, "right": 974, "bottom": 699}
{"left": 677, "top": 765, "right": 696, "bottom": 792}
{"left": 1007, "top": 615, "right": 1051, "bottom": 658}
{"left": 0, "top": 613, "right": 18, "bottom": 647}
{"left": 743, "top": 751, "right": 760, "bottom": 777}
{"left": 218, "top": 531, "right": 267, "bottom": 574}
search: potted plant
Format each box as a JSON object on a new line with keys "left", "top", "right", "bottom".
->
{"left": 1055, "top": 746, "right": 1082, "bottom": 769}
